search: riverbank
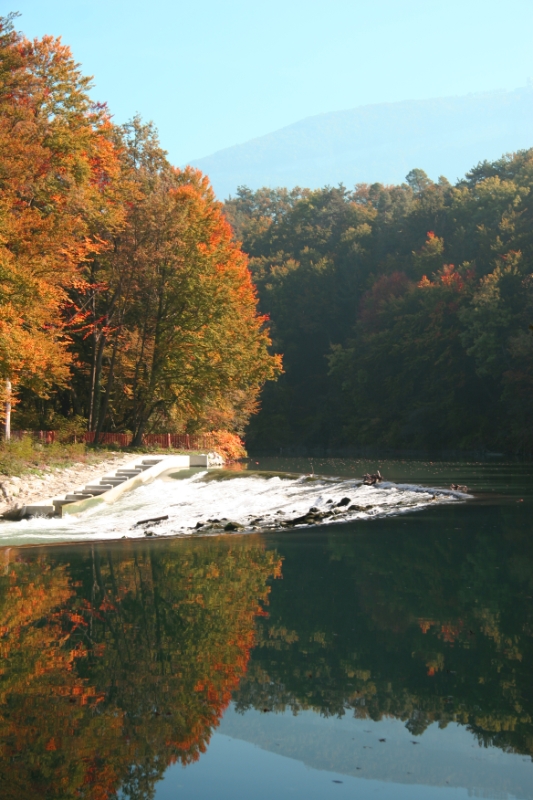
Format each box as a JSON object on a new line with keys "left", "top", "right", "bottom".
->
{"left": 0, "top": 452, "right": 137, "bottom": 517}
{"left": 0, "top": 449, "right": 226, "bottom": 518}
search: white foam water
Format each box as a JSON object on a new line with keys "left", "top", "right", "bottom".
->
{"left": 0, "top": 471, "right": 470, "bottom": 546}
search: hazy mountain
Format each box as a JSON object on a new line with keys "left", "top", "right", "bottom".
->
{"left": 191, "top": 87, "right": 533, "bottom": 199}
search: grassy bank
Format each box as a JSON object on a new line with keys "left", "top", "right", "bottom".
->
{"left": 0, "top": 438, "right": 187, "bottom": 478}
{"left": 0, "top": 437, "right": 99, "bottom": 477}
{"left": 0, "top": 431, "right": 245, "bottom": 478}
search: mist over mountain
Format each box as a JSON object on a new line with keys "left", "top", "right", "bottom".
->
{"left": 191, "top": 87, "right": 533, "bottom": 199}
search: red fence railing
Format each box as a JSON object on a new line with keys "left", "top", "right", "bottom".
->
{"left": 84, "top": 432, "right": 133, "bottom": 447}
{"left": 11, "top": 431, "right": 215, "bottom": 450}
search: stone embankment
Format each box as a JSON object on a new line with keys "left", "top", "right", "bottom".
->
{"left": 0, "top": 454, "right": 136, "bottom": 518}
{"left": 0, "top": 451, "right": 224, "bottom": 519}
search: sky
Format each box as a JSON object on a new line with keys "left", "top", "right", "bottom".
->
{"left": 8, "top": 0, "right": 533, "bottom": 165}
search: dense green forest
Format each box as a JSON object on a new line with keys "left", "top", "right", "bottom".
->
{"left": 225, "top": 153, "right": 533, "bottom": 454}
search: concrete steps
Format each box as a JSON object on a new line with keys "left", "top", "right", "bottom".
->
{"left": 18, "top": 454, "right": 207, "bottom": 518}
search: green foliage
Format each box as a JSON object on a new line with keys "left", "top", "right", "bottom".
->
{"left": 0, "top": 434, "right": 34, "bottom": 475}
{"left": 225, "top": 152, "right": 533, "bottom": 453}
{"left": 51, "top": 415, "right": 88, "bottom": 443}
{"left": 0, "top": 435, "right": 90, "bottom": 476}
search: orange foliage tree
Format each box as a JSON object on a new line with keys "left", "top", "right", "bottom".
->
{"left": 0, "top": 14, "right": 124, "bottom": 434}
{"left": 1, "top": 16, "right": 281, "bottom": 443}
{"left": 66, "top": 118, "right": 282, "bottom": 444}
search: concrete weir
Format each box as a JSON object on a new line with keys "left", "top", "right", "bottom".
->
{"left": 19, "top": 453, "right": 209, "bottom": 519}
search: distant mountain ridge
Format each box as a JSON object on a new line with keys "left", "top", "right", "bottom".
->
{"left": 191, "top": 87, "right": 533, "bottom": 199}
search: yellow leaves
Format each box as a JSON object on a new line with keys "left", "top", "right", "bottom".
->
{"left": 473, "top": 715, "right": 521, "bottom": 733}
{"left": 206, "top": 564, "right": 220, "bottom": 579}
{"left": 310, "top": 630, "right": 327, "bottom": 645}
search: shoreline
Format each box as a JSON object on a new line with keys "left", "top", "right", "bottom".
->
{"left": 0, "top": 527, "right": 261, "bottom": 554}
{"left": 0, "top": 452, "right": 150, "bottom": 518}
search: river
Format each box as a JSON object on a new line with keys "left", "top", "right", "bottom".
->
{"left": 0, "top": 456, "right": 531, "bottom": 799}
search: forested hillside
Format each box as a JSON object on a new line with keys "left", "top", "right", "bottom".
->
{"left": 225, "top": 157, "right": 533, "bottom": 454}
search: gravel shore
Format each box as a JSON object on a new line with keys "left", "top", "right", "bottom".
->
{"left": 0, "top": 453, "right": 138, "bottom": 517}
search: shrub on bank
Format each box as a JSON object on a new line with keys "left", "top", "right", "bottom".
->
{"left": 207, "top": 430, "right": 247, "bottom": 462}
{"left": 0, "top": 436, "right": 88, "bottom": 476}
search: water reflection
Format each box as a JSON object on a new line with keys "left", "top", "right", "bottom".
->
{"left": 0, "top": 539, "right": 281, "bottom": 798}
{"left": 235, "top": 503, "right": 533, "bottom": 762}
{"left": 0, "top": 492, "right": 531, "bottom": 798}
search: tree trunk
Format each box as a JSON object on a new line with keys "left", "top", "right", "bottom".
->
{"left": 94, "top": 334, "right": 118, "bottom": 445}
{"left": 87, "top": 289, "right": 98, "bottom": 431}
{"left": 130, "top": 317, "right": 149, "bottom": 434}
{"left": 4, "top": 379, "right": 11, "bottom": 442}
{"left": 131, "top": 418, "right": 146, "bottom": 447}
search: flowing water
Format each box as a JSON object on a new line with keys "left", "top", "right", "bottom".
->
{"left": 0, "top": 461, "right": 470, "bottom": 546}
{"left": 0, "top": 456, "right": 531, "bottom": 799}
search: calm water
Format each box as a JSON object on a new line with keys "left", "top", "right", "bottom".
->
{"left": 0, "top": 457, "right": 531, "bottom": 799}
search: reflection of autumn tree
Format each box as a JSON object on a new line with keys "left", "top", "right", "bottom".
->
{"left": 84, "top": 541, "right": 281, "bottom": 795}
{"left": 234, "top": 506, "right": 533, "bottom": 757}
{"left": 0, "top": 539, "right": 281, "bottom": 799}
{"left": 0, "top": 555, "right": 108, "bottom": 799}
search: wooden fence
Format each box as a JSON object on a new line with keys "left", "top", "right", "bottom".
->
{"left": 11, "top": 431, "right": 215, "bottom": 450}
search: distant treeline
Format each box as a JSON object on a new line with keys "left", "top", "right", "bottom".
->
{"left": 225, "top": 157, "right": 533, "bottom": 454}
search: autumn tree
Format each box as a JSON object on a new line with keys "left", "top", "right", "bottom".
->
{"left": 1, "top": 17, "right": 280, "bottom": 442}
{"left": 70, "top": 118, "right": 282, "bottom": 444}
{"left": 0, "top": 14, "right": 123, "bottom": 437}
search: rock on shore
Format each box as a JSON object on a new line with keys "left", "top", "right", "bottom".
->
{"left": 206, "top": 451, "right": 225, "bottom": 467}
